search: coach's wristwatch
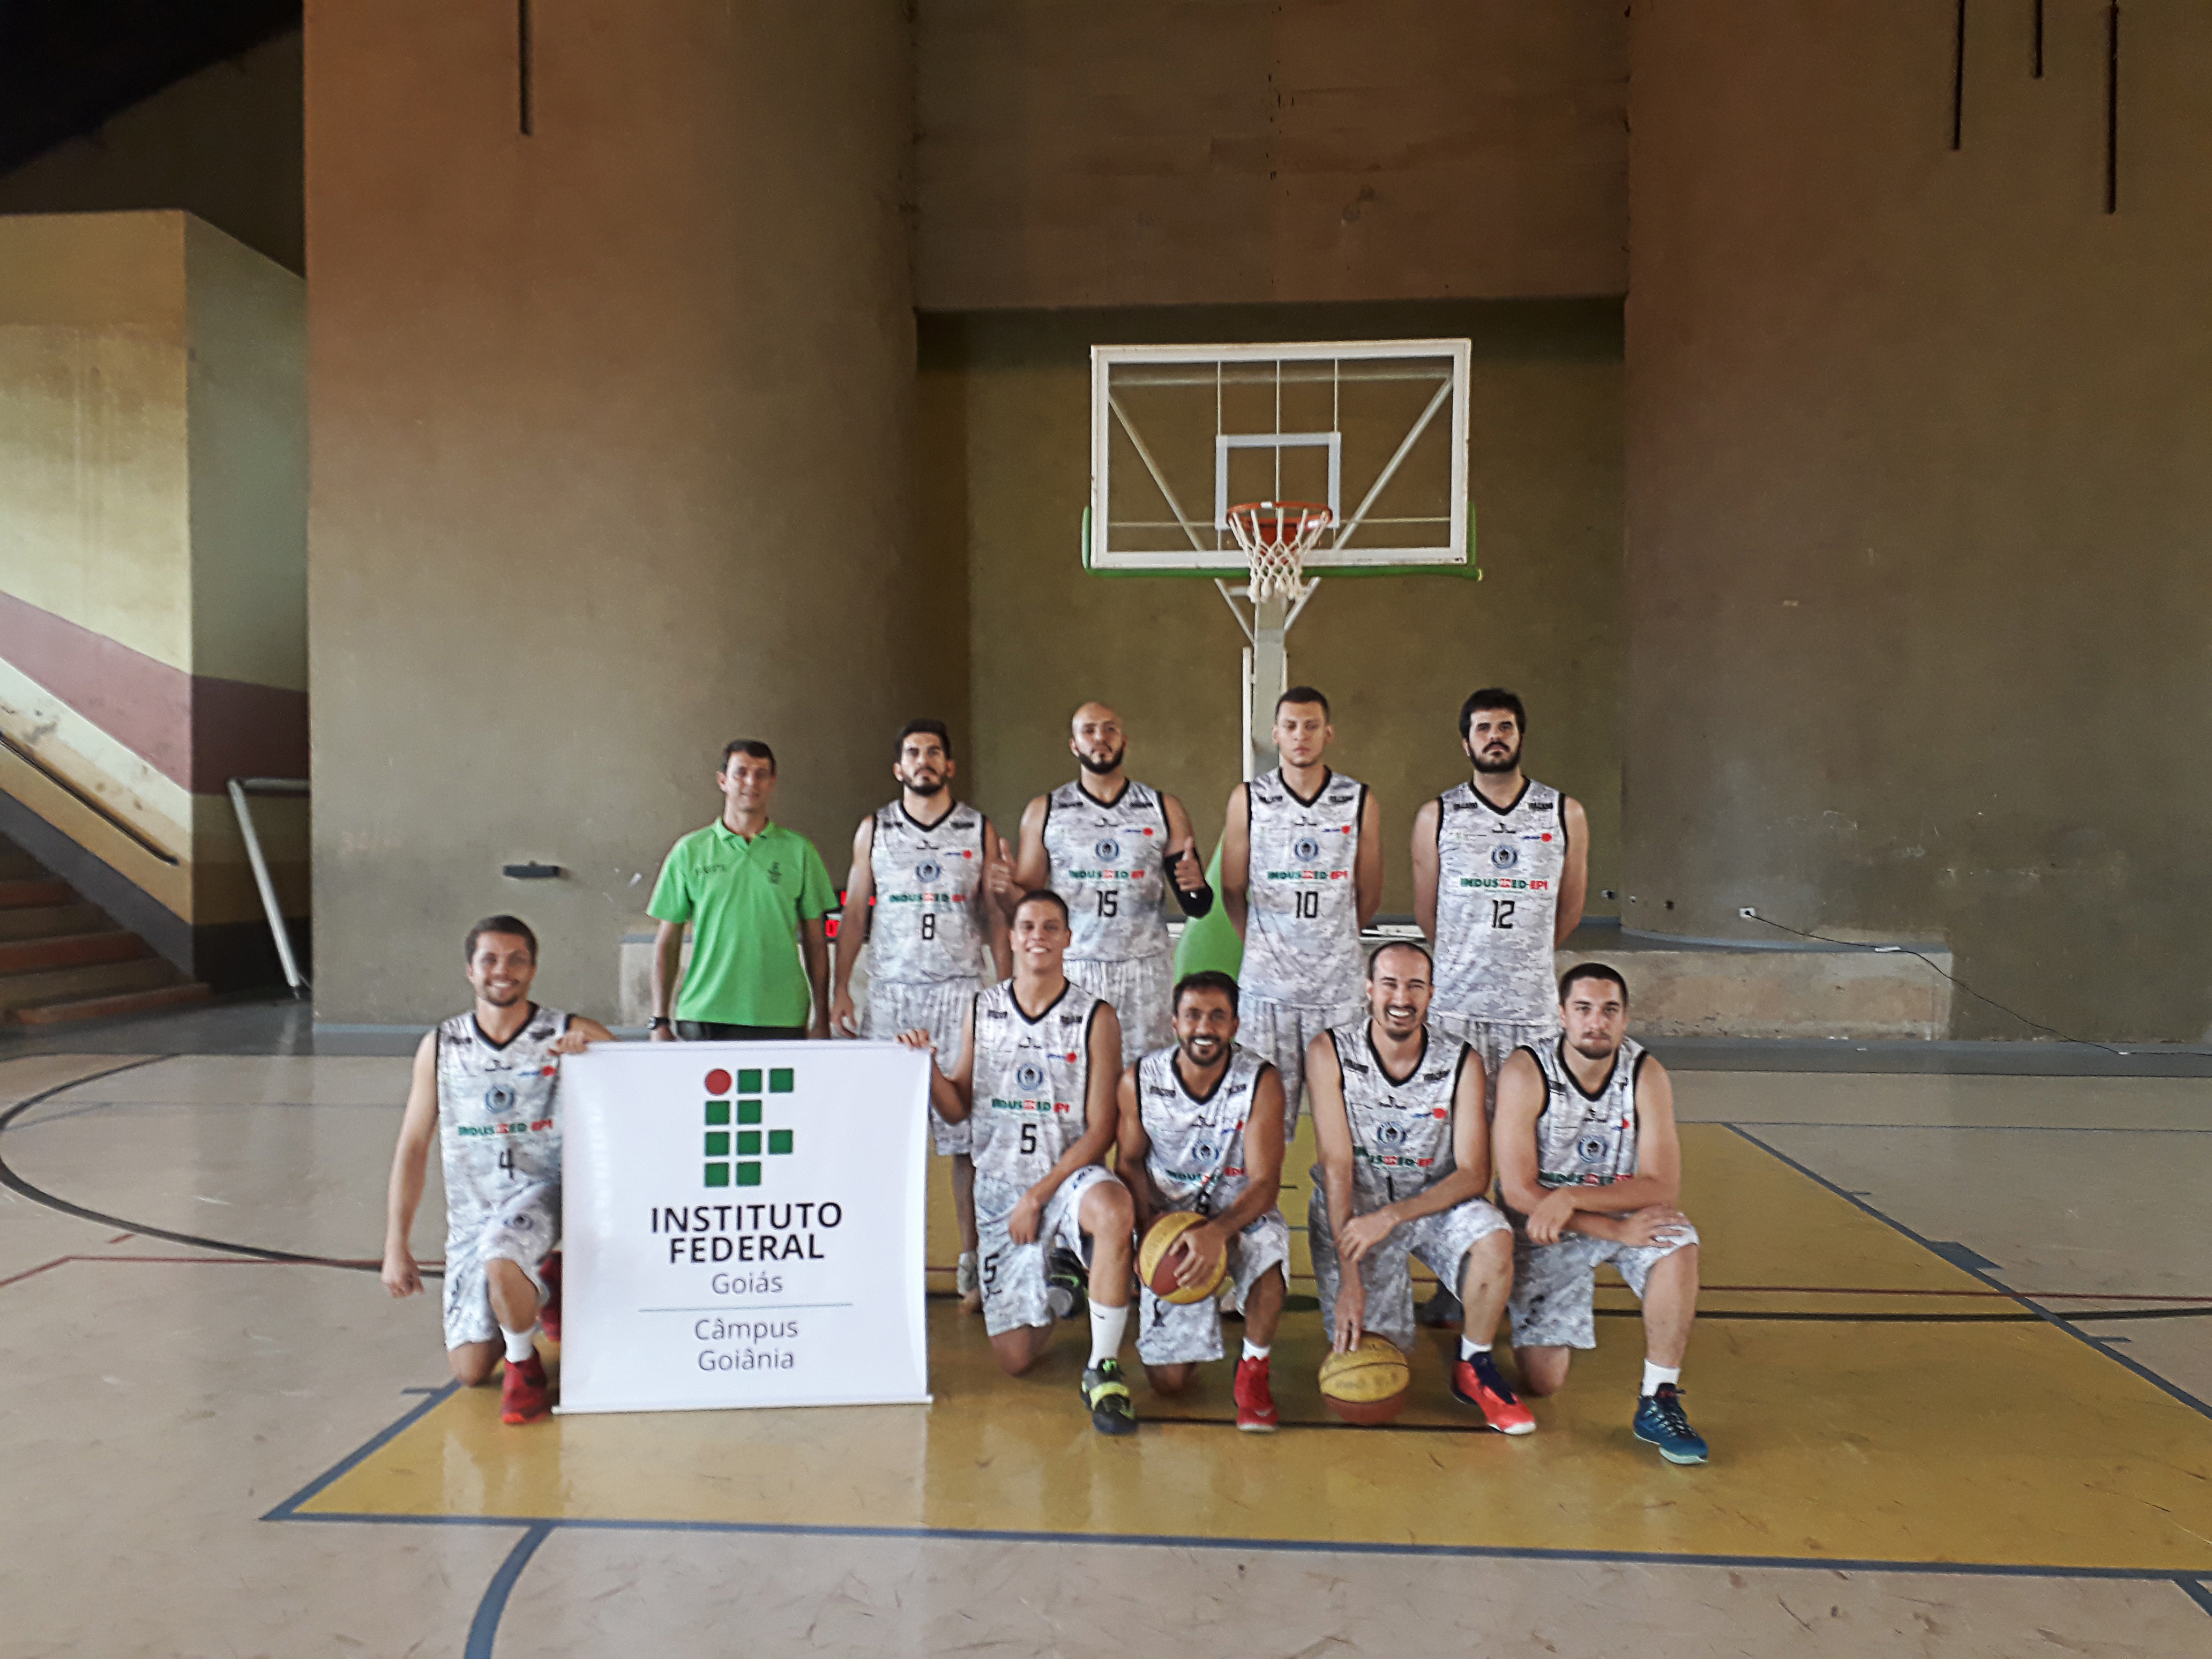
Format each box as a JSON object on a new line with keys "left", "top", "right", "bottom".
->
{"left": 648, "top": 1017, "right": 672, "bottom": 1030}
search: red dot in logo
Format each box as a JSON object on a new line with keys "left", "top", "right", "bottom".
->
{"left": 1542, "top": 833, "right": 1553, "bottom": 841}
{"left": 704, "top": 1068, "right": 733, "bottom": 1095}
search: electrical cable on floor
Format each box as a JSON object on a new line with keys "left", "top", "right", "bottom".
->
{"left": 1738, "top": 911, "right": 2129, "bottom": 1056}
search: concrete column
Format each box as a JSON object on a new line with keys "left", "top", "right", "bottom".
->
{"left": 1624, "top": 1, "right": 2212, "bottom": 1040}
{"left": 308, "top": 3, "right": 926, "bottom": 1022}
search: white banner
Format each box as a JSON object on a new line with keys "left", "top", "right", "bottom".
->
{"left": 556, "top": 1040, "right": 931, "bottom": 1413}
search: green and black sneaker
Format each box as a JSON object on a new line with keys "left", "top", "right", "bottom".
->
{"left": 1080, "top": 1358, "right": 1138, "bottom": 1436}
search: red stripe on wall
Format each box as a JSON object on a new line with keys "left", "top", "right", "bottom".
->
{"left": 0, "top": 590, "right": 307, "bottom": 794}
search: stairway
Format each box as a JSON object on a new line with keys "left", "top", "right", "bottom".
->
{"left": 0, "top": 837, "right": 210, "bottom": 1025}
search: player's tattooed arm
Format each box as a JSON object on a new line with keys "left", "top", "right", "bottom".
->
{"left": 1219, "top": 783, "right": 1252, "bottom": 938}
{"left": 1554, "top": 796, "right": 1590, "bottom": 946}
{"left": 1160, "top": 793, "right": 1213, "bottom": 917}
{"left": 830, "top": 814, "right": 876, "bottom": 1036}
{"left": 1305, "top": 1036, "right": 1366, "bottom": 1350}
{"left": 1353, "top": 787, "right": 1386, "bottom": 931}
{"left": 1410, "top": 797, "right": 1443, "bottom": 943}
{"left": 380, "top": 1032, "right": 440, "bottom": 1299}
{"left": 1002, "top": 796, "right": 1051, "bottom": 918}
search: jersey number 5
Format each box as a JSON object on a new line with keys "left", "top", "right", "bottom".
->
{"left": 1020, "top": 1121, "right": 1038, "bottom": 1155}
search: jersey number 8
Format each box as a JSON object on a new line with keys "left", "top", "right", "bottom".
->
{"left": 921, "top": 912, "right": 936, "bottom": 940}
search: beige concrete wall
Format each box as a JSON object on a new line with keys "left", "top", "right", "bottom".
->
{"left": 1624, "top": 1, "right": 2212, "bottom": 1040}
{"left": 307, "top": 3, "right": 932, "bottom": 1024}
{"left": 915, "top": 0, "right": 1627, "bottom": 309}
{"left": 0, "top": 31, "right": 303, "bottom": 275}
{"left": 933, "top": 300, "right": 1623, "bottom": 918}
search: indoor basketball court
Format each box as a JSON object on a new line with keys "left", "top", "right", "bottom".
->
{"left": 2, "top": 4, "right": 2210, "bottom": 1656}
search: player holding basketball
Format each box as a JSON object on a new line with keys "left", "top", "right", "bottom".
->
{"left": 904, "top": 890, "right": 1140, "bottom": 1435}
{"left": 1116, "top": 970, "right": 1289, "bottom": 1432}
{"left": 380, "top": 916, "right": 614, "bottom": 1424}
{"left": 1002, "top": 702, "right": 1211, "bottom": 1066}
{"left": 1305, "top": 941, "right": 1534, "bottom": 1433}
{"left": 831, "top": 719, "right": 1012, "bottom": 1310}
{"left": 1222, "top": 686, "right": 1383, "bottom": 1130}
{"left": 1493, "top": 963, "right": 1708, "bottom": 1464}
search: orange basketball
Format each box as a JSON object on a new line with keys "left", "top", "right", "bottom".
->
{"left": 1319, "top": 1333, "right": 1412, "bottom": 1425}
{"left": 1138, "top": 1211, "right": 1225, "bottom": 1305}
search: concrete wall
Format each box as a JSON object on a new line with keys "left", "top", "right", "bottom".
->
{"left": 932, "top": 300, "right": 1623, "bottom": 918}
{"left": 915, "top": 0, "right": 1627, "bottom": 309}
{"left": 1624, "top": 1, "right": 2212, "bottom": 1040}
{"left": 307, "top": 3, "right": 933, "bottom": 1025}
{"left": 0, "top": 31, "right": 303, "bottom": 275}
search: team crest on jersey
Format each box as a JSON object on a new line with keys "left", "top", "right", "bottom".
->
{"left": 1015, "top": 1060, "right": 1047, "bottom": 1092}
{"left": 916, "top": 857, "right": 943, "bottom": 884}
{"left": 1491, "top": 844, "right": 1520, "bottom": 870}
{"left": 484, "top": 1082, "right": 518, "bottom": 1115}
{"left": 1293, "top": 835, "right": 1322, "bottom": 862}
{"left": 1576, "top": 1131, "right": 1610, "bottom": 1164}
{"left": 1375, "top": 1121, "right": 1407, "bottom": 1148}
{"left": 1094, "top": 836, "right": 1122, "bottom": 863}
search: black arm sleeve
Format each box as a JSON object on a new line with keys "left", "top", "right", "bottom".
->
{"left": 1171, "top": 877, "right": 1215, "bottom": 918}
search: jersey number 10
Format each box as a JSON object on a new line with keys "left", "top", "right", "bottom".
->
{"left": 1295, "top": 889, "right": 1320, "bottom": 920}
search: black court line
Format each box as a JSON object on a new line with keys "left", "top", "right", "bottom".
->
{"left": 467, "top": 1521, "right": 551, "bottom": 1659}
{"left": 2176, "top": 1575, "right": 2212, "bottom": 1619}
{"left": 1725, "top": 1126, "right": 2212, "bottom": 1423}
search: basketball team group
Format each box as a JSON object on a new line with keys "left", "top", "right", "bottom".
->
{"left": 380, "top": 688, "right": 1708, "bottom": 1465}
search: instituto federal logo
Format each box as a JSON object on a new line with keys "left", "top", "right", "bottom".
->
{"left": 701, "top": 1065, "right": 796, "bottom": 1188}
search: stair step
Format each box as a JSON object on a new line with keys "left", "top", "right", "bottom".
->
{"left": 0, "top": 956, "right": 178, "bottom": 1014}
{"left": 0, "top": 879, "right": 71, "bottom": 909}
{"left": 14, "top": 980, "right": 211, "bottom": 1026}
{"left": 0, "top": 931, "right": 148, "bottom": 974}
{"left": 0, "top": 905, "right": 107, "bottom": 942}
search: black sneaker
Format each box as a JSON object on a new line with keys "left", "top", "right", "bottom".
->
{"left": 1417, "top": 1284, "right": 1463, "bottom": 1327}
{"left": 1081, "top": 1358, "right": 1138, "bottom": 1436}
{"left": 1047, "top": 1246, "right": 1088, "bottom": 1320}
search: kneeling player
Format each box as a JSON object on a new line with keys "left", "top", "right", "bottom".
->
{"left": 1493, "top": 963, "right": 1708, "bottom": 1464}
{"left": 1116, "top": 970, "right": 1289, "bottom": 1432}
{"left": 907, "top": 889, "right": 1140, "bottom": 1435}
{"left": 381, "top": 916, "right": 613, "bottom": 1424}
{"left": 1307, "top": 941, "right": 1534, "bottom": 1433}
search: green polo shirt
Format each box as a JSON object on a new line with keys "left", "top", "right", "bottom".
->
{"left": 648, "top": 818, "right": 837, "bottom": 1027}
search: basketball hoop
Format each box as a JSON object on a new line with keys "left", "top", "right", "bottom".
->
{"left": 1225, "top": 501, "right": 1332, "bottom": 605}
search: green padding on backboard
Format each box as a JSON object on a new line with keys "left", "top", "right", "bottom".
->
{"left": 1173, "top": 840, "right": 1244, "bottom": 982}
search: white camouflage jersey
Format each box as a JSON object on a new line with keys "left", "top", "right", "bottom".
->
{"left": 1432, "top": 779, "right": 1567, "bottom": 1023}
{"left": 1041, "top": 779, "right": 1174, "bottom": 962}
{"left": 1137, "top": 1045, "right": 1273, "bottom": 1218}
{"left": 435, "top": 1005, "right": 570, "bottom": 1234}
{"left": 1526, "top": 1034, "right": 1648, "bottom": 1190}
{"left": 969, "top": 980, "right": 1104, "bottom": 1190}
{"left": 1242, "top": 768, "right": 1366, "bottom": 1006}
{"left": 867, "top": 799, "right": 989, "bottom": 984}
{"left": 1329, "top": 1021, "right": 1469, "bottom": 1208}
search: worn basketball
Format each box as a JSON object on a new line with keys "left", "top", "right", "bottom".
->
{"left": 1318, "top": 1334, "right": 1412, "bottom": 1425}
{"left": 1138, "top": 1211, "right": 1225, "bottom": 1304}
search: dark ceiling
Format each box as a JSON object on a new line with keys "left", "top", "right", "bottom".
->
{"left": 0, "top": 0, "right": 299, "bottom": 175}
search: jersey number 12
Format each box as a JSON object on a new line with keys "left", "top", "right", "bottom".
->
{"left": 1490, "top": 898, "right": 1515, "bottom": 929}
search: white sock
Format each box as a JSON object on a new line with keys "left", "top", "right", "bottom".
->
{"left": 501, "top": 1325, "right": 539, "bottom": 1364}
{"left": 1641, "top": 1361, "right": 1681, "bottom": 1397}
{"left": 1241, "top": 1339, "right": 1271, "bottom": 1362}
{"left": 1087, "top": 1299, "right": 1129, "bottom": 1367}
{"left": 1459, "top": 1337, "right": 1491, "bottom": 1362}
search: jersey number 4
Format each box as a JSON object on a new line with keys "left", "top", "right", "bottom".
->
{"left": 1490, "top": 898, "right": 1516, "bottom": 929}
{"left": 498, "top": 1146, "right": 517, "bottom": 1174}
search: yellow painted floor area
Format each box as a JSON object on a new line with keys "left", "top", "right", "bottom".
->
{"left": 297, "top": 1126, "right": 2212, "bottom": 1571}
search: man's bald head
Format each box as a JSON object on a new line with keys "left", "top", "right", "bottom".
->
{"left": 1070, "top": 703, "right": 1127, "bottom": 777}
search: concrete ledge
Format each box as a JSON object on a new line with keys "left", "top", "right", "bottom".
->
{"left": 1558, "top": 933, "right": 1952, "bottom": 1041}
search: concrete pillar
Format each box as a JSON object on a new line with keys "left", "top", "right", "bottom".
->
{"left": 307, "top": 3, "right": 925, "bottom": 1023}
{"left": 1624, "top": 1, "right": 2212, "bottom": 1040}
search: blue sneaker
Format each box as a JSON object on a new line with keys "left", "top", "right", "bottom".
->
{"left": 1633, "top": 1384, "right": 1708, "bottom": 1464}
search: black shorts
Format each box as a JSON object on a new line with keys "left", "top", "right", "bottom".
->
{"left": 676, "top": 1021, "right": 806, "bottom": 1041}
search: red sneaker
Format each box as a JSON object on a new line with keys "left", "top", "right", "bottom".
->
{"left": 539, "top": 1251, "right": 562, "bottom": 1343}
{"left": 1233, "top": 1355, "right": 1279, "bottom": 1433}
{"left": 1451, "top": 1350, "right": 1536, "bottom": 1435}
{"left": 501, "top": 1352, "right": 552, "bottom": 1424}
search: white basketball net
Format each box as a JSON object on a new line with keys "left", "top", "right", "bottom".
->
{"left": 1226, "top": 501, "right": 1332, "bottom": 604}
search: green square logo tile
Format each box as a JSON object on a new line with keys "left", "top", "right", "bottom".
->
{"left": 705, "top": 1101, "right": 731, "bottom": 1126}
{"left": 737, "top": 1069, "right": 763, "bottom": 1093}
{"left": 736, "top": 1161, "right": 762, "bottom": 1187}
{"left": 768, "top": 1129, "right": 794, "bottom": 1155}
{"left": 704, "top": 1131, "right": 729, "bottom": 1156}
{"left": 736, "top": 1130, "right": 761, "bottom": 1155}
{"left": 704, "top": 1162, "right": 730, "bottom": 1187}
{"left": 769, "top": 1068, "right": 795, "bottom": 1093}
{"left": 738, "top": 1100, "right": 763, "bottom": 1124}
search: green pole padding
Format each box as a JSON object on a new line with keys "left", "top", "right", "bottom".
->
{"left": 1172, "top": 839, "right": 1243, "bottom": 981}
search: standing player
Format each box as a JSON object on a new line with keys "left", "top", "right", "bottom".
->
{"left": 1306, "top": 941, "right": 1534, "bottom": 1434}
{"left": 1222, "top": 686, "right": 1383, "bottom": 1130}
{"left": 830, "top": 719, "right": 1012, "bottom": 1310}
{"left": 1003, "top": 702, "right": 1211, "bottom": 1067}
{"left": 1116, "top": 970, "right": 1289, "bottom": 1432}
{"left": 381, "top": 916, "right": 614, "bottom": 1424}
{"left": 1493, "top": 963, "right": 1708, "bottom": 1464}
{"left": 905, "top": 890, "right": 1140, "bottom": 1436}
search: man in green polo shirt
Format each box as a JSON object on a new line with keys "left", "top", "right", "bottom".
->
{"left": 648, "top": 739, "right": 838, "bottom": 1041}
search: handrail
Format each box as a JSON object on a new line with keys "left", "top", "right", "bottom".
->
{"left": 229, "top": 776, "right": 309, "bottom": 995}
{"left": 0, "top": 728, "right": 182, "bottom": 865}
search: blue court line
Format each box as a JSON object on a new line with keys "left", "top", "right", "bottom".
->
{"left": 1725, "top": 1125, "right": 2212, "bottom": 1424}
{"left": 260, "top": 1382, "right": 462, "bottom": 1520}
{"left": 2174, "top": 1576, "right": 2212, "bottom": 1619}
{"left": 465, "top": 1522, "right": 552, "bottom": 1659}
